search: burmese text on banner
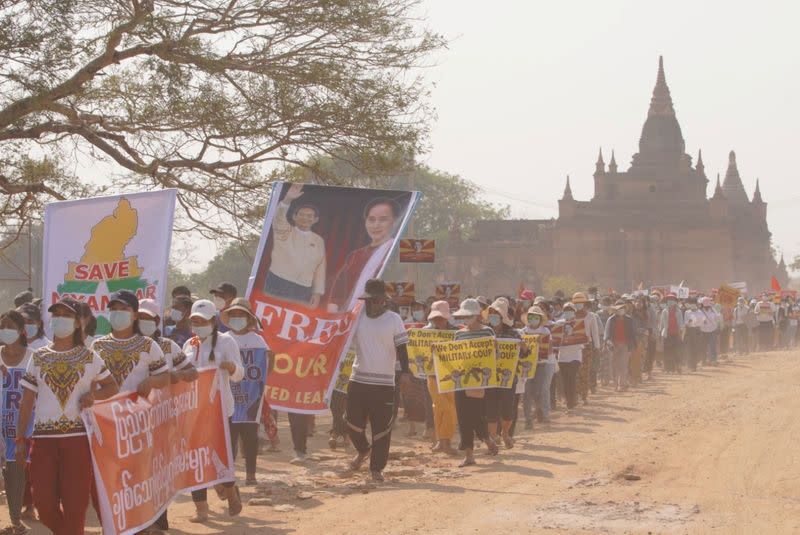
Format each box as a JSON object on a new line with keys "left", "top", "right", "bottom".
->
{"left": 495, "top": 338, "right": 521, "bottom": 388}
{"left": 43, "top": 190, "right": 177, "bottom": 336}
{"left": 246, "top": 182, "right": 419, "bottom": 413}
{"left": 432, "top": 337, "right": 497, "bottom": 393}
{"left": 83, "top": 368, "right": 234, "bottom": 535}
{"left": 407, "top": 328, "right": 457, "bottom": 378}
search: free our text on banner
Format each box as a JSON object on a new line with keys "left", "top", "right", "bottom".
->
{"left": 246, "top": 182, "right": 419, "bottom": 413}
{"left": 432, "top": 337, "right": 497, "bottom": 393}
{"left": 495, "top": 338, "right": 521, "bottom": 388}
{"left": 42, "top": 190, "right": 176, "bottom": 336}
{"left": 83, "top": 368, "right": 235, "bottom": 535}
{"left": 406, "top": 328, "right": 457, "bottom": 378}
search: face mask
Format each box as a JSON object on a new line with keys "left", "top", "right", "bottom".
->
{"left": 412, "top": 311, "right": 425, "bottom": 322}
{"left": 563, "top": 311, "right": 575, "bottom": 321}
{"left": 365, "top": 300, "right": 386, "bottom": 318}
{"left": 228, "top": 317, "right": 248, "bottom": 332}
{"left": 169, "top": 308, "right": 184, "bottom": 323}
{"left": 488, "top": 315, "right": 502, "bottom": 327}
{"left": 527, "top": 316, "right": 541, "bottom": 328}
{"left": 521, "top": 301, "right": 531, "bottom": 309}
{"left": 667, "top": 301, "right": 676, "bottom": 308}
{"left": 453, "top": 318, "right": 467, "bottom": 327}
{"left": 139, "top": 319, "right": 157, "bottom": 337}
{"left": 50, "top": 317, "right": 76, "bottom": 338}
{"left": 213, "top": 297, "right": 227, "bottom": 311}
{"left": 615, "top": 308, "right": 625, "bottom": 316}
{"left": 575, "top": 303, "right": 584, "bottom": 311}
{"left": 109, "top": 310, "right": 134, "bottom": 331}
{"left": 24, "top": 324, "right": 38, "bottom": 339}
{"left": 0, "top": 329, "right": 20, "bottom": 345}
{"left": 193, "top": 325, "right": 213, "bottom": 339}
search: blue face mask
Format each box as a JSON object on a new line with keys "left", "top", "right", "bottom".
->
{"left": 50, "top": 317, "right": 76, "bottom": 339}
{"left": 109, "top": 310, "right": 134, "bottom": 331}
{"left": 0, "top": 329, "right": 19, "bottom": 345}
{"left": 488, "top": 315, "right": 502, "bottom": 327}
{"left": 169, "top": 308, "right": 184, "bottom": 323}
{"left": 24, "top": 324, "right": 38, "bottom": 339}
{"left": 228, "top": 317, "right": 248, "bottom": 332}
{"left": 563, "top": 311, "right": 576, "bottom": 321}
{"left": 193, "top": 325, "right": 213, "bottom": 339}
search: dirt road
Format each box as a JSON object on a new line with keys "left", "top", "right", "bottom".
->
{"left": 5, "top": 350, "right": 800, "bottom": 534}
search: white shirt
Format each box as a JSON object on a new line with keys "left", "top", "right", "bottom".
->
{"left": 21, "top": 345, "right": 111, "bottom": 437}
{"left": 684, "top": 309, "right": 706, "bottom": 329}
{"left": 183, "top": 332, "right": 245, "bottom": 417}
{"left": 268, "top": 201, "right": 327, "bottom": 293}
{"left": 28, "top": 337, "right": 50, "bottom": 351}
{"left": 92, "top": 334, "right": 169, "bottom": 393}
{"left": 351, "top": 310, "right": 408, "bottom": 386}
{"left": 154, "top": 337, "right": 192, "bottom": 371}
{"left": 699, "top": 309, "right": 721, "bottom": 333}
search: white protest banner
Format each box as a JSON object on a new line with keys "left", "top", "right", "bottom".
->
{"left": 43, "top": 190, "right": 176, "bottom": 335}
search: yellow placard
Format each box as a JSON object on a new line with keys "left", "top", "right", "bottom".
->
{"left": 518, "top": 334, "right": 540, "bottom": 383}
{"left": 432, "top": 337, "right": 497, "bottom": 393}
{"left": 333, "top": 350, "right": 356, "bottom": 393}
{"left": 495, "top": 338, "right": 521, "bottom": 388}
{"left": 407, "top": 328, "right": 457, "bottom": 378}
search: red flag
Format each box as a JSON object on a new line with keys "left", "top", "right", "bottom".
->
{"left": 771, "top": 276, "right": 782, "bottom": 293}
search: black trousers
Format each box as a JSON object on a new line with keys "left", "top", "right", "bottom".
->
{"left": 345, "top": 381, "right": 395, "bottom": 472}
{"left": 663, "top": 335, "right": 682, "bottom": 372}
{"left": 644, "top": 337, "right": 656, "bottom": 373}
{"left": 484, "top": 386, "right": 516, "bottom": 423}
{"left": 329, "top": 389, "right": 348, "bottom": 438}
{"left": 559, "top": 361, "right": 580, "bottom": 409}
{"left": 685, "top": 327, "right": 703, "bottom": 370}
{"left": 758, "top": 322, "right": 773, "bottom": 351}
{"left": 3, "top": 460, "right": 26, "bottom": 524}
{"left": 230, "top": 421, "right": 259, "bottom": 475}
{"left": 288, "top": 412, "right": 310, "bottom": 454}
{"left": 454, "top": 390, "right": 488, "bottom": 450}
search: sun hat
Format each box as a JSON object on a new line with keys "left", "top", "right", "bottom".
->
{"left": 571, "top": 292, "right": 588, "bottom": 304}
{"left": 452, "top": 298, "right": 482, "bottom": 318}
{"left": 488, "top": 298, "right": 514, "bottom": 327}
{"left": 221, "top": 297, "right": 257, "bottom": 326}
{"left": 427, "top": 300, "right": 452, "bottom": 321}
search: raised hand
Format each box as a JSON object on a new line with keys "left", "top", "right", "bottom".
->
{"left": 284, "top": 183, "right": 305, "bottom": 202}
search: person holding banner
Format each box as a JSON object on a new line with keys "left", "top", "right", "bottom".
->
{"left": 0, "top": 310, "right": 35, "bottom": 535}
{"left": 345, "top": 279, "right": 411, "bottom": 482}
{"left": 520, "top": 305, "right": 554, "bottom": 427}
{"left": 451, "top": 298, "right": 499, "bottom": 467}
{"left": 485, "top": 298, "right": 524, "bottom": 449}
{"left": 424, "top": 301, "right": 458, "bottom": 455}
{"left": 16, "top": 298, "right": 119, "bottom": 535}
{"left": 222, "top": 299, "right": 269, "bottom": 486}
{"left": 183, "top": 299, "right": 245, "bottom": 522}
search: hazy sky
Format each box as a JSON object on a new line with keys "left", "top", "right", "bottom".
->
{"left": 417, "top": 0, "right": 800, "bottom": 266}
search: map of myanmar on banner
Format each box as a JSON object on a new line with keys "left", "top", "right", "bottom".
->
{"left": 43, "top": 190, "right": 177, "bottom": 334}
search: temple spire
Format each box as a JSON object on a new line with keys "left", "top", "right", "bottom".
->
{"left": 779, "top": 254, "right": 787, "bottom": 271}
{"left": 711, "top": 173, "right": 725, "bottom": 200}
{"left": 722, "top": 150, "right": 749, "bottom": 204}
{"left": 561, "top": 175, "right": 574, "bottom": 201}
{"left": 648, "top": 55, "right": 676, "bottom": 118}
{"left": 595, "top": 148, "right": 605, "bottom": 174}
{"left": 608, "top": 150, "right": 618, "bottom": 173}
{"left": 696, "top": 149, "right": 704, "bottom": 172}
{"left": 752, "top": 178, "right": 763, "bottom": 203}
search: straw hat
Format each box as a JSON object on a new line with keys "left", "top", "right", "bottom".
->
{"left": 526, "top": 305, "right": 546, "bottom": 318}
{"left": 489, "top": 298, "right": 514, "bottom": 326}
{"left": 221, "top": 297, "right": 257, "bottom": 326}
{"left": 571, "top": 292, "right": 588, "bottom": 304}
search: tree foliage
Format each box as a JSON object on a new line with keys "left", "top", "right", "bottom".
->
{"left": 0, "top": 0, "right": 443, "bottom": 240}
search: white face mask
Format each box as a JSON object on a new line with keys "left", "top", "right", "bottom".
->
{"left": 193, "top": 324, "right": 214, "bottom": 339}
{"left": 139, "top": 319, "right": 158, "bottom": 337}
{"left": 24, "top": 324, "right": 38, "bottom": 339}
{"left": 228, "top": 317, "right": 248, "bottom": 332}
{"left": 563, "top": 311, "right": 575, "bottom": 321}
{"left": 109, "top": 310, "right": 134, "bottom": 331}
{"left": 412, "top": 310, "right": 425, "bottom": 322}
{"left": 213, "top": 297, "right": 227, "bottom": 311}
{"left": 0, "top": 329, "right": 20, "bottom": 345}
{"left": 169, "top": 308, "right": 184, "bottom": 323}
{"left": 50, "top": 317, "right": 76, "bottom": 339}
{"left": 574, "top": 303, "right": 584, "bottom": 311}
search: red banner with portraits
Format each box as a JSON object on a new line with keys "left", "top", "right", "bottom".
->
{"left": 247, "top": 182, "right": 419, "bottom": 413}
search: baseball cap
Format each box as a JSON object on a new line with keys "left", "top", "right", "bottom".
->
{"left": 108, "top": 290, "right": 139, "bottom": 312}
{"left": 190, "top": 299, "right": 217, "bottom": 320}
{"left": 210, "top": 282, "right": 237, "bottom": 297}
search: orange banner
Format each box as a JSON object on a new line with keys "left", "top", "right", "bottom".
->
{"left": 399, "top": 239, "right": 435, "bottom": 263}
{"left": 83, "top": 368, "right": 234, "bottom": 535}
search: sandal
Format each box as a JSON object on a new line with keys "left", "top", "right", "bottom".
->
{"left": 485, "top": 437, "right": 499, "bottom": 456}
{"left": 458, "top": 458, "right": 476, "bottom": 467}
{"left": 349, "top": 449, "right": 370, "bottom": 471}
{"left": 227, "top": 485, "right": 243, "bottom": 517}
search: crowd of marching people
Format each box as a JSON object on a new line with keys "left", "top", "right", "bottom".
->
{"left": 0, "top": 281, "right": 797, "bottom": 533}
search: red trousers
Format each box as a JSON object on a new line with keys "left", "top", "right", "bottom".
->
{"left": 30, "top": 436, "right": 93, "bottom": 535}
